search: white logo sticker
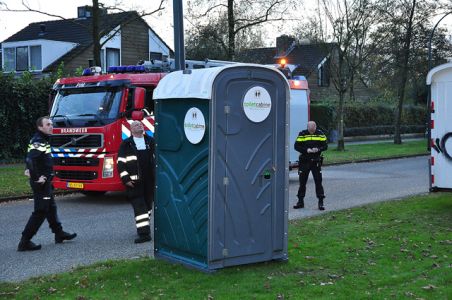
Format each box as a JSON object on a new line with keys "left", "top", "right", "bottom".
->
{"left": 243, "top": 86, "right": 272, "bottom": 123}
{"left": 184, "top": 107, "right": 206, "bottom": 144}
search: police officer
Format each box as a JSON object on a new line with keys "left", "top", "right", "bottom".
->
{"left": 118, "top": 121, "right": 155, "bottom": 243}
{"left": 18, "top": 116, "right": 77, "bottom": 251}
{"left": 293, "top": 121, "right": 328, "bottom": 210}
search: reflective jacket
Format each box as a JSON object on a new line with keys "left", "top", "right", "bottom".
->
{"left": 26, "top": 131, "right": 53, "bottom": 181}
{"left": 294, "top": 129, "right": 328, "bottom": 161}
{"left": 117, "top": 135, "right": 155, "bottom": 185}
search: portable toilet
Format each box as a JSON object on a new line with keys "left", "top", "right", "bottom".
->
{"left": 153, "top": 64, "right": 289, "bottom": 270}
{"left": 427, "top": 62, "right": 452, "bottom": 191}
{"left": 288, "top": 76, "right": 310, "bottom": 168}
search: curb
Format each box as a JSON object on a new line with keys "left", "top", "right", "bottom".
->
{"left": 0, "top": 191, "right": 78, "bottom": 204}
{"left": 323, "top": 153, "right": 428, "bottom": 167}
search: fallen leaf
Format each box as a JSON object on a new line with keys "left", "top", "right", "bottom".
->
{"left": 421, "top": 284, "right": 437, "bottom": 290}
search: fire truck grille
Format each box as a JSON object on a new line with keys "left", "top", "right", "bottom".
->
{"left": 55, "top": 171, "right": 98, "bottom": 180}
{"left": 53, "top": 157, "right": 99, "bottom": 167}
{"left": 49, "top": 134, "right": 103, "bottom": 148}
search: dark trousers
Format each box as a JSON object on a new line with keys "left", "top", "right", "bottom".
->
{"left": 129, "top": 178, "right": 154, "bottom": 236}
{"left": 297, "top": 159, "right": 325, "bottom": 201}
{"left": 22, "top": 180, "right": 62, "bottom": 240}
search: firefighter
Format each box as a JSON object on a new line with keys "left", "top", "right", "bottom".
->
{"left": 118, "top": 121, "right": 155, "bottom": 243}
{"left": 293, "top": 121, "right": 328, "bottom": 210}
{"left": 18, "top": 116, "right": 77, "bottom": 252}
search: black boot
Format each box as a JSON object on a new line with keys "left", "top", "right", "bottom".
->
{"left": 55, "top": 231, "right": 77, "bottom": 244}
{"left": 18, "top": 238, "right": 41, "bottom": 251}
{"left": 318, "top": 198, "right": 325, "bottom": 211}
{"left": 293, "top": 199, "right": 305, "bottom": 209}
{"left": 134, "top": 234, "right": 151, "bottom": 244}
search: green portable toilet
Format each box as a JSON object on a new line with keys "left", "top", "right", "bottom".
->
{"left": 153, "top": 64, "right": 289, "bottom": 270}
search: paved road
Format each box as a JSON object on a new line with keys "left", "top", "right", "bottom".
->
{"left": 0, "top": 156, "right": 429, "bottom": 282}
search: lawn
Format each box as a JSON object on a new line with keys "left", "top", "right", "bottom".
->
{"left": 0, "top": 193, "right": 450, "bottom": 299}
{"left": 0, "top": 165, "right": 30, "bottom": 198}
{"left": 324, "top": 139, "right": 428, "bottom": 165}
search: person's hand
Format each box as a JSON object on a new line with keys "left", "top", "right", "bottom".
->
{"left": 35, "top": 175, "right": 47, "bottom": 184}
{"left": 312, "top": 148, "right": 319, "bottom": 153}
{"left": 24, "top": 169, "right": 30, "bottom": 177}
{"left": 125, "top": 181, "right": 135, "bottom": 188}
{"left": 307, "top": 148, "right": 313, "bottom": 153}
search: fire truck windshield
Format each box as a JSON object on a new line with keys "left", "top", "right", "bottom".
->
{"left": 50, "top": 88, "right": 122, "bottom": 127}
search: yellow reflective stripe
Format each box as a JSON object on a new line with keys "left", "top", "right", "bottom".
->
{"left": 28, "top": 146, "right": 48, "bottom": 152}
{"left": 297, "top": 135, "right": 327, "bottom": 142}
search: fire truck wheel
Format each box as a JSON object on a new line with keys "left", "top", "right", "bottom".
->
{"left": 81, "top": 191, "right": 107, "bottom": 197}
{"left": 440, "top": 132, "right": 452, "bottom": 161}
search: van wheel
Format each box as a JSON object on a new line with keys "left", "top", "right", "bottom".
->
{"left": 81, "top": 191, "right": 107, "bottom": 197}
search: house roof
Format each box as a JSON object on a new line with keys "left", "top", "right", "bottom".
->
{"left": 2, "top": 11, "right": 174, "bottom": 72}
{"left": 236, "top": 43, "right": 336, "bottom": 77}
{"left": 3, "top": 11, "right": 138, "bottom": 45}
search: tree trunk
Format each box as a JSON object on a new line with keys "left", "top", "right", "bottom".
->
{"left": 227, "top": 0, "right": 235, "bottom": 60}
{"left": 337, "top": 89, "right": 345, "bottom": 151}
{"left": 393, "top": 0, "right": 416, "bottom": 144}
{"left": 92, "top": 0, "right": 101, "bottom": 67}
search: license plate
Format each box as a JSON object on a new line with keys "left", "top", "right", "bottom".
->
{"left": 67, "top": 182, "right": 84, "bottom": 189}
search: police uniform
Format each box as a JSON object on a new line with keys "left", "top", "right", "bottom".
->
{"left": 18, "top": 130, "right": 76, "bottom": 251}
{"left": 294, "top": 129, "right": 328, "bottom": 210}
{"left": 117, "top": 134, "right": 155, "bottom": 243}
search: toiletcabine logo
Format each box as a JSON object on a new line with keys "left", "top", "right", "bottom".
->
{"left": 184, "top": 107, "right": 206, "bottom": 144}
{"left": 243, "top": 86, "right": 272, "bottom": 123}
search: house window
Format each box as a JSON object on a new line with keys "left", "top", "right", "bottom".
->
{"left": 30, "top": 46, "right": 42, "bottom": 70}
{"left": 106, "top": 48, "right": 120, "bottom": 68}
{"left": 16, "top": 46, "right": 28, "bottom": 71}
{"left": 317, "top": 58, "right": 330, "bottom": 87}
{"left": 3, "top": 46, "right": 42, "bottom": 72}
{"left": 149, "top": 52, "right": 162, "bottom": 61}
{"left": 4, "top": 48, "right": 15, "bottom": 71}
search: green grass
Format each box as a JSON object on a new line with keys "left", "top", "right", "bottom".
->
{"left": 1, "top": 193, "right": 450, "bottom": 299}
{"left": 324, "top": 139, "right": 428, "bottom": 165}
{"left": 0, "top": 165, "right": 30, "bottom": 198}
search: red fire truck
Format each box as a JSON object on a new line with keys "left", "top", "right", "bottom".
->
{"left": 49, "top": 66, "right": 164, "bottom": 195}
{"left": 49, "top": 60, "right": 309, "bottom": 195}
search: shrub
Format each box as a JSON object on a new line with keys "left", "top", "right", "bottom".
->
{"left": 310, "top": 101, "right": 427, "bottom": 137}
{"left": 0, "top": 72, "right": 53, "bottom": 161}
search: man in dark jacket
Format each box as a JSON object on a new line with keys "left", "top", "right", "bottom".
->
{"left": 18, "top": 116, "right": 77, "bottom": 251}
{"left": 118, "top": 121, "right": 155, "bottom": 243}
{"left": 293, "top": 121, "right": 328, "bottom": 210}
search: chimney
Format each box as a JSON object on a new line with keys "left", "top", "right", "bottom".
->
{"left": 38, "top": 23, "right": 46, "bottom": 36}
{"left": 276, "top": 35, "right": 296, "bottom": 57}
{"left": 78, "top": 6, "right": 93, "bottom": 18}
{"left": 77, "top": 5, "right": 107, "bottom": 18}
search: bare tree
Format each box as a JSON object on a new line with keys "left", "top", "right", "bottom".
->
{"left": 186, "top": 0, "right": 294, "bottom": 60}
{"left": 0, "top": 0, "right": 166, "bottom": 66}
{"left": 316, "top": 0, "right": 382, "bottom": 150}
{"left": 368, "top": 0, "right": 450, "bottom": 144}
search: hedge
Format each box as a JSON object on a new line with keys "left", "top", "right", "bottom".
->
{"left": 0, "top": 72, "right": 53, "bottom": 161}
{"left": 310, "top": 102, "right": 427, "bottom": 137}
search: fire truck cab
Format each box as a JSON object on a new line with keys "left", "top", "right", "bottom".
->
{"left": 50, "top": 68, "right": 164, "bottom": 194}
